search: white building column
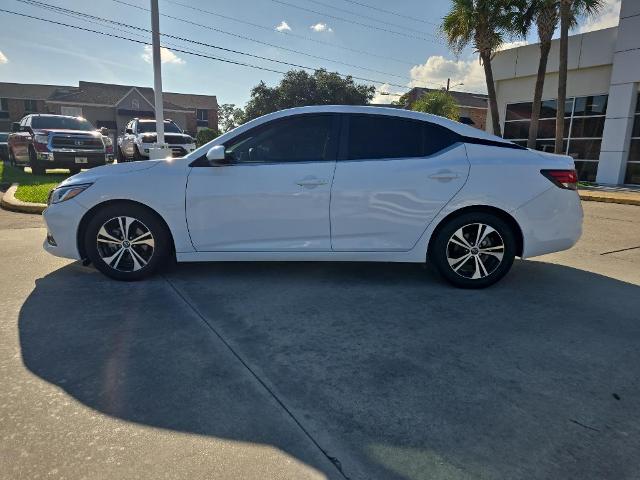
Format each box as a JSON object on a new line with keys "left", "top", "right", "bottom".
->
{"left": 596, "top": 0, "right": 640, "bottom": 184}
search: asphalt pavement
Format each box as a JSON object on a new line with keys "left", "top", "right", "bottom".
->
{"left": 1, "top": 202, "right": 639, "bottom": 480}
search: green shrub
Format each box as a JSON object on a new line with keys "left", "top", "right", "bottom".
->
{"left": 196, "top": 128, "right": 219, "bottom": 147}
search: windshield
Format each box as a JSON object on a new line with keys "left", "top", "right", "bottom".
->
{"left": 0, "top": 133, "right": 8, "bottom": 142}
{"left": 31, "top": 116, "right": 95, "bottom": 131}
{"left": 138, "top": 121, "right": 182, "bottom": 134}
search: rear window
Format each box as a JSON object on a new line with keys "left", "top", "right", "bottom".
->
{"left": 31, "top": 116, "right": 95, "bottom": 131}
{"left": 346, "top": 114, "right": 458, "bottom": 160}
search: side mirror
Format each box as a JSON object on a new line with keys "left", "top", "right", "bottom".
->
{"left": 100, "top": 127, "right": 109, "bottom": 136}
{"left": 11, "top": 122, "right": 20, "bottom": 133}
{"left": 206, "top": 145, "right": 230, "bottom": 166}
{"left": 125, "top": 128, "right": 133, "bottom": 134}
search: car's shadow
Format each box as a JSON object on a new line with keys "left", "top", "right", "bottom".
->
{"left": 18, "top": 260, "right": 640, "bottom": 480}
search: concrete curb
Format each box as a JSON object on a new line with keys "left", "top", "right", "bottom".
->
{"left": 1, "top": 183, "right": 46, "bottom": 214}
{"left": 579, "top": 190, "right": 640, "bottom": 206}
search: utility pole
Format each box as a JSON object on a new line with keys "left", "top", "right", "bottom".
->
{"left": 446, "top": 78, "right": 450, "bottom": 92}
{"left": 150, "top": 0, "right": 166, "bottom": 158}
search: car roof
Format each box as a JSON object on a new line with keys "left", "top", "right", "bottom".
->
{"left": 233, "top": 105, "right": 511, "bottom": 145}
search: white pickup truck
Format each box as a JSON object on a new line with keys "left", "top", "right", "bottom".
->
{"left": 117, "top": 118, "right": 196, "bottom": 161}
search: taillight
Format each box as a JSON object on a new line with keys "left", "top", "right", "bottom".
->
{"left": 541, "top": 169, "right": 578, "bottom": 190}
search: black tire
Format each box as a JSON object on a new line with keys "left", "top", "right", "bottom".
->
{"left": 429, "top": 212, "right": 516, "bottom": 289}
{"left": 133, "top": 145, "right": 145, "bottom": 161}
{"left": 28, "top": 148, "right": 46, "bottom": 175}
{"left": 69, "top": 167, "right": 82, "bottom": 175}
{"left": 117, "top": 146, "right": 126, "bottom": 163}
{"left": 84, "top": 203, "right": 171, "bottom": 281}
{"left": 8, "top": 148, "right": 16, "bottom": 167}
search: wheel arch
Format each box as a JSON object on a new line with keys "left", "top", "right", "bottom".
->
{"left": 428, "top": 205, "right": 524, "bottom": 258}
{"left": 76, "top": 199, "right": 176, "bottom": 262}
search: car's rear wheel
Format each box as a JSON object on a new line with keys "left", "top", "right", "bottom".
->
{"left": 429, "top": 212, "right": 516, "bottom": 289}
{"left": 8, "top": 149, "right": 16, "bottom": 167}
{"left": 84, "top": 203, "right": 171, "bottom": 281}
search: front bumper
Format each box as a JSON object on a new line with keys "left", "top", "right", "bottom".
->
{"left": 36, "top": 151, "right": 114, "bottom": 166}
{"left": 513, "top": 187, "right": 583, "bottom": 258}
{"left": 42, "top": 198, "right": 88, "bottom": 260}
{"left": 140, "top": 142, "right": 196, "bottom": 158}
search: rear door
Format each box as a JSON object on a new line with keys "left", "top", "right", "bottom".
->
{"left": 330, "top": 114, "right": 469, "bottom": 251}
{"left": 13, "top": 117, "right": 32, "bottom": 164}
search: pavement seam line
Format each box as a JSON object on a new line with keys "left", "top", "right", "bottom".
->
{"left": 600, "top": 245, "right": 640, "bottom": 255}
{"left": 161, "top": 274, "right": 351, "bottom": 480}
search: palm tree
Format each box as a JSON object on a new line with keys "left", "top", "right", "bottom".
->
{"left": 442, "top": 0, "right": 519, "bottom": 136}
{"left": 555, "top": 0, "right": 603, "bottom": 153}
{"left": 519, "top": 0, "right": 559, "bottom": 149}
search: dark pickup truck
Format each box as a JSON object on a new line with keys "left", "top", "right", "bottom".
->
{"left": 8, "top": 114, "right": 114, "bottom": 175}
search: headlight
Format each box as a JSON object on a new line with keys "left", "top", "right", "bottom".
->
{"left": 102, "top": 136, "right": 113, "bottom": 147}
{"left": 34, "top": 134, "right": 49, "bottom": 144}
{"left": 49, "top": 183, "right": 92, "bottom": 205}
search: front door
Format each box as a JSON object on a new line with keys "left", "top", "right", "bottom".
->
{"left": 186, "top": 114, "right": 339, "bottom": 251}
{"left": 330, "top": 114, "right": 470, "bottom": 251}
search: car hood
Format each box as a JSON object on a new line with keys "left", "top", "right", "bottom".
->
{"left": 58, "top": 160, "right": 162, "bottom": 187}
{"left": 34, "top": 129, "right": 102, "bottom": 137}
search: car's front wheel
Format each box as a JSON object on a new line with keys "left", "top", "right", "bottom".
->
{"left": 84, "top": 203, "right": 171, "bottom": 281}
{"left": 429, "top": 212, "right": 516, "bottom": 289}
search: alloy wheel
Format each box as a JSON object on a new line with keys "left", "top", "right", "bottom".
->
{"left": 96, "top": 216, "right": 155, "bottom": 272}
{"left": 446, "top": 223, "right": 505, "bottom": 280}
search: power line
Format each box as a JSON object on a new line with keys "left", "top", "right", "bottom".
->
{"left": 2, "top": 6, "right": 435, "bottom": 91}
{"left": 338, "top": 0, "right": 438, "bottom": 26}
{"left": 162, "top": 0, "right": 419, "bottom": 67}
{"left": 0, "top": 8, "right": 290, "bottom": 75}
{"left": 109, "top": 0, "right": 410, "bottom": 81}
{"left": 14, "top": 0, "right": 446, "bottom": 89}
{"left": 269, "top": 0, "right": 440, "bottom": 43}
{"left": 302, "top": 0, "right": 435, "bottom": 36}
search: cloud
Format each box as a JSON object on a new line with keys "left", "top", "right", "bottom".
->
{"left": 275, "top": 20, "right": 291, "bottom": 32}
{"left": 0, "top": 50, "right": 7, "bottom": 64}
{"left": 142, "top": 45, "right": 185, "bottom": 65}
{"left": 310, "top": 22, "right": 333, "bottom": 33}
{"left": 577, "top": 0, "right": 620, "bottom": 33}
{"left": 409, "top": 55, "right": 487, "bottom": 93}
{"left": 497, "top": 40, "right": 528, "bottom": 51}
{"left": 371, "top": 84, "right": 404, "bottom": 104}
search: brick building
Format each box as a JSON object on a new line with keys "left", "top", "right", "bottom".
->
{"left": 0, "top": 81, "right": 218, "bottom": 142}
{"left": 405, "top": 87, "right": 488, "bottom": 130}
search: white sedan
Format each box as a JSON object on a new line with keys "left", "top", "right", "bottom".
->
{"left": 43, "top": 106, "right": 582, "bottom": 288}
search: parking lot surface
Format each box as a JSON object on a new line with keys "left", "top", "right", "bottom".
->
{"left": 1, "top": 202, "right": 639, "bottom": 479}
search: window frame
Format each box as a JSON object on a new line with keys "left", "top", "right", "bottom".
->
{"left": 339, "top": 113, "right": 460, "bottom": 162}
{"left": 24, "top": 99, "right": 38, "bottom": 113}
{"left": 192, "top": 113, "right": 341, "bottom": 167}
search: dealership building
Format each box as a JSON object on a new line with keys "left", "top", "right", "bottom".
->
{"left": 489, "top": 0, "right": 640, "bottom": 185}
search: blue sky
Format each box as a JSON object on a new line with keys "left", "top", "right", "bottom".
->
{"left": 0, "top": 0, "right": 621, "bottom": 107}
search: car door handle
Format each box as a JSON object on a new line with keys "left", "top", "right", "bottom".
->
{"left": 296, "top": 178, "right": 328, "bottom": 188}
{"left": 429, "top": 171, "right": 460, "bottom": 181}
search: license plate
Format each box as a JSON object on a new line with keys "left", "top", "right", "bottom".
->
{"left": 75, "top": 157, "right": 88, "bottom": 164}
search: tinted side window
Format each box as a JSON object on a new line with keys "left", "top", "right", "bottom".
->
{"left": 226, "top": 115, "right": 336, "bottom": 164}
{"left": 346, "top": 115, "right": 458, "bottom": 160}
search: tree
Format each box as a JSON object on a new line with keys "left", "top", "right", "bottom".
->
{"left": 218, "top": 103, "right": 245, "bottom": 133}
{"left": 518, "top": 0, "right": 559, "bottom": 149}
{"left": 243, "top": 69, "right": 375, "bottom": 122}
{"left": 411, "top": 90, "right": 460, "bottom": 121}
{"left": 442, "top": 0, "right": 521, "bottom": 136}
{"left": 196, "top": 128, "right": 219, "bottom": 147}
{"left": 555, "top": 0, "right": 603, "bottom": 153}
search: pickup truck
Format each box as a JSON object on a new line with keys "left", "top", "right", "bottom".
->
{"left": 117, "top": 118, "right": 196, "bottom": 161}
{"left": 8, "top": 114, "right": 114, "bottom": 175}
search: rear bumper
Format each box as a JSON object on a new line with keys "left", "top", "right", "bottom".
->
{"left": 513, "top": 187, "right": 583, "bottom": 258}
{"left": 42, "top": 198, "right": 87, "bottom": 260}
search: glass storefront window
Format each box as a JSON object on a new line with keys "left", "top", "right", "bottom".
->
{"left": 504, "top": 94, "right": 608, "bottom": 181}
{"left": 625, "top": 97, "right": 640, "bottom": 185}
